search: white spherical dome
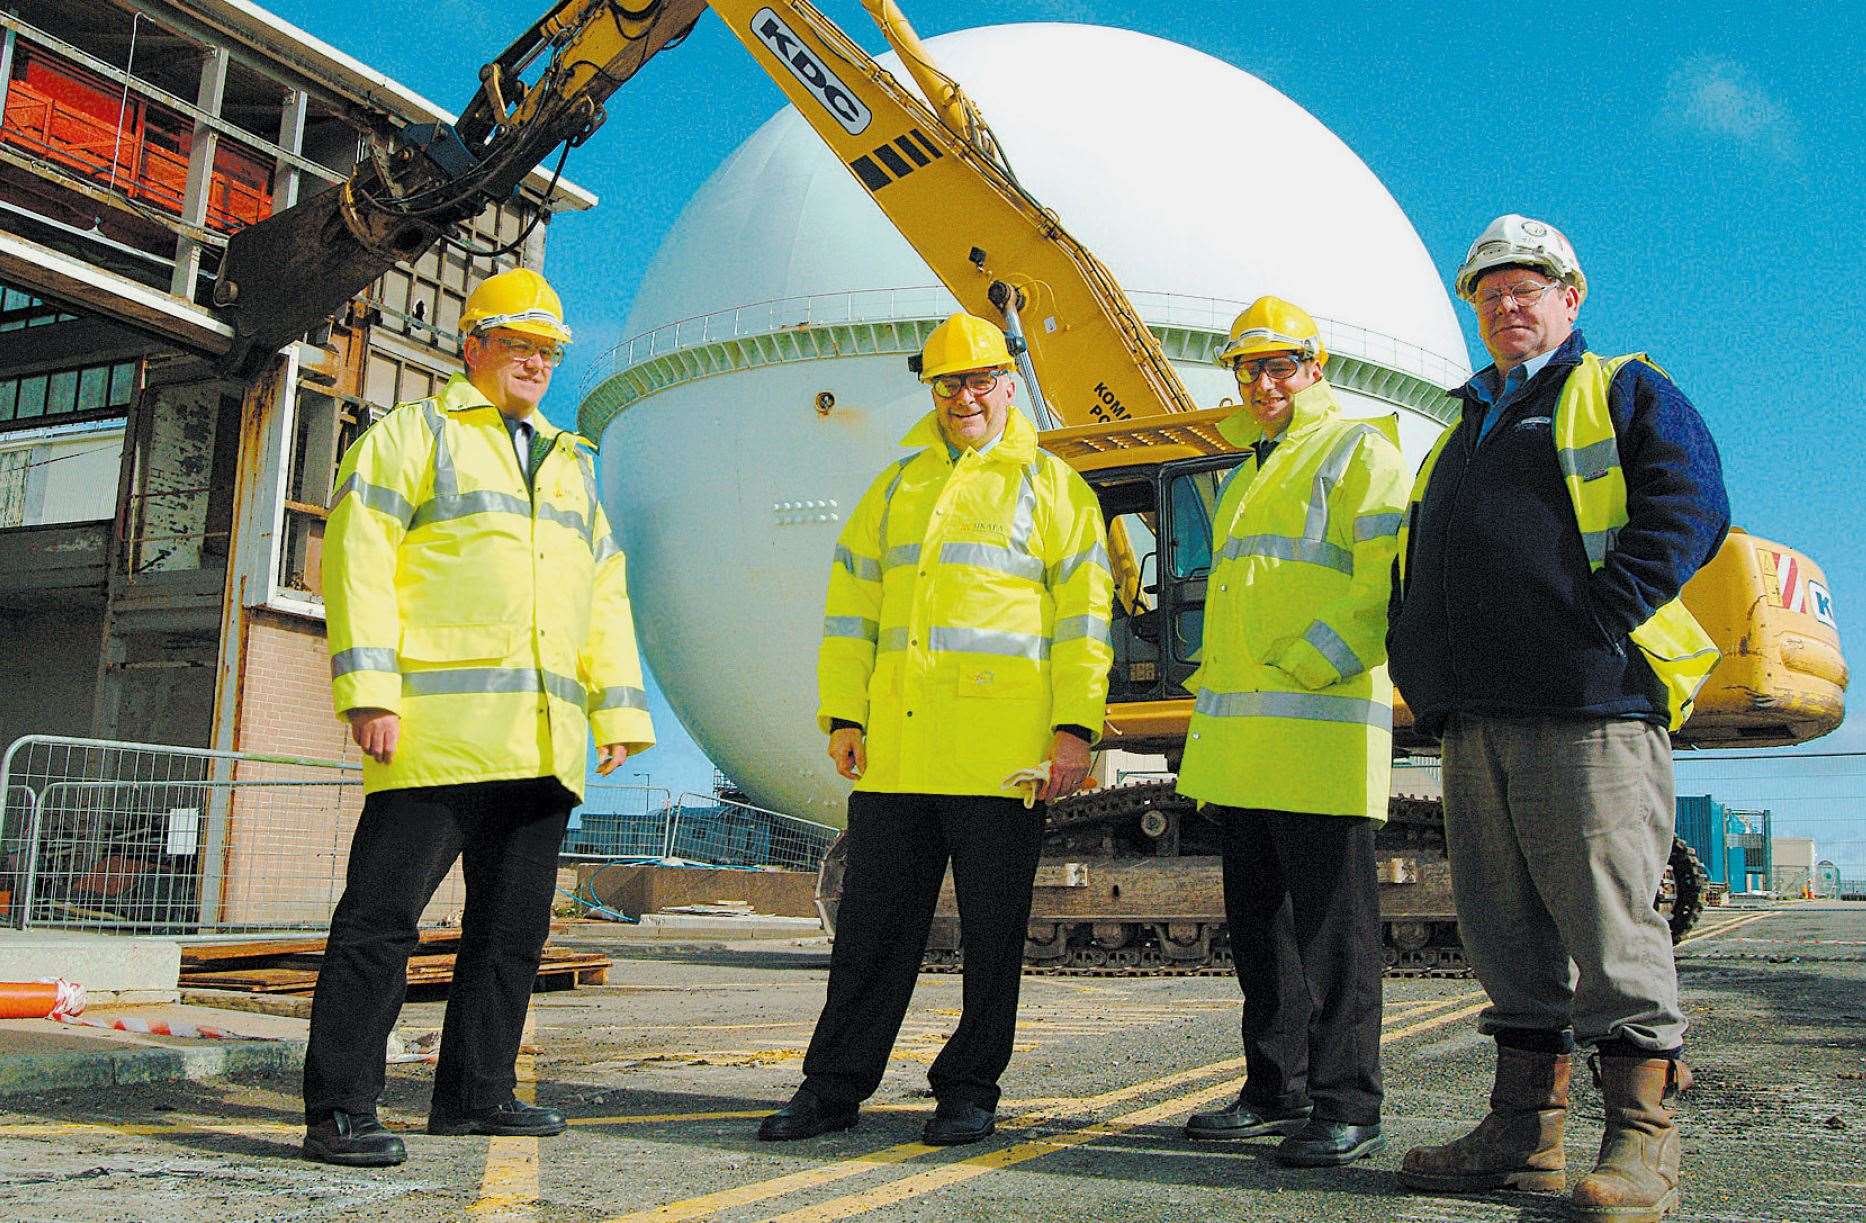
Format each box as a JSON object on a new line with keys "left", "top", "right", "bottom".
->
{"left": 586, "top": 23, "right": 1471, "bottom": 824}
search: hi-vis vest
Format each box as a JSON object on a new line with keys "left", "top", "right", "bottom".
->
{"left": 1398, "top": 352, "right": 1719, "bottom": 731}
{"left": 325, "top": 373, "right": 654, "bottom": 796}
{"left": 817, "top": 408, "right": 1114, "bottom": 797}
{"left": 1176, "top": 380, "right": 1409, "bottom": 822}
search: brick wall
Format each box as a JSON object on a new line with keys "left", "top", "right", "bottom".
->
{"left": 220, "top": 609, "right": 465, "bottom": 927}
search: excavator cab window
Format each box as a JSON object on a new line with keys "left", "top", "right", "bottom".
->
{"left": 1159, "top": 455, "right": 1248, "bottom": 695}
{"left": 1092, "top": 473, "right": 1165, "bottom": 701}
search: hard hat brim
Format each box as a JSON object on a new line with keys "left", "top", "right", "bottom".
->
{"left": 471, "top": 318, "right": 573, "bottom": 344}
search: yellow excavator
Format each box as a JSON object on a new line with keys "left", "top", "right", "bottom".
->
{"left": 210, "top": 1, "right": 1847, "bottom": 973}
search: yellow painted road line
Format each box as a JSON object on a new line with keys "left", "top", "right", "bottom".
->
{"left": 596, "top": 1057, "right": 1251, "bottom": 1223}
{"left": 601, "top": 991, "right": 1486, "bottom": 1223}
{"left": 470, "top": 1006, "right": 541, "bottom": 1219}
{"left": 754, "top": 996, "right": 1494, "bottom": 1223}
{"left": 1676, "top": 909, "right": 1779, "bottom": 947}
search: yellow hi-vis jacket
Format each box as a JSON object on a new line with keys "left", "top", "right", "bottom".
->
{"left": 325, "top": 373, "right": 654, "bottom": 797}
{"left": 1177, "top": 380, "right": 1408, "bottom": 822}
{"left": 1398, "top": 352, "right": 1719, "bottom": 731}
{"left": 817, "top": 407, "right": 1114, "bottom": 797}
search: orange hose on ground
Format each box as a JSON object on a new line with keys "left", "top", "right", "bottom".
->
{"left": 0, "top": 979, "right": 86, "bottom": 1019}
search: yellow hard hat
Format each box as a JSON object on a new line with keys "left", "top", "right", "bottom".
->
{"left": 459, "top": 267, "right": 572, "bottom": 344}
{"left": 912, "top": 312, "right": 1014, "bottom": 381}
{"left": 1214, "top": 296, "right": 1327, "bottom": 370}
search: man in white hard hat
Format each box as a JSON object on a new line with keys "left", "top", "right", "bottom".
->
{"left": 1176, "top": 296, "right": 1407, "bottom": 1169}
{"left": 1389, "top": 216, "right": 1729, "bottom": 1218}
{"left": 758, "top": 312, "right": 1113, "bottom": 1147}
{"left": 306, "top": 267, "right": 654, "bottom": 1167}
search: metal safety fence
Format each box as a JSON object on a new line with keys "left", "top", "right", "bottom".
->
{"left": 665, "top": 793, "right": 838, "bottom": 873}
{"left": 0, "top": 734, "right": 462, "bottom": 934}
{"left": 561, "top": 782, "right": 677, "bottom": 860}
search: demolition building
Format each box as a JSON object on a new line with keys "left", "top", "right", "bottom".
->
{"left": 0, "top": 0, "right": 592, "bottom": 761}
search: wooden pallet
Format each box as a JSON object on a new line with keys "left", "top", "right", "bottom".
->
{"left": 178, "top": 939, "right": 610, "bottom": 995}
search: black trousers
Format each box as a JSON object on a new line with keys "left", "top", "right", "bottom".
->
{"left": 802, "top": 791, "right": 1044, "bottom": 1110}
{"left": 303, "top": 777, "right": 572, "bottom": 1123}
{"left": 1216, "top": 805, "right": 1384, "bottom": 1125}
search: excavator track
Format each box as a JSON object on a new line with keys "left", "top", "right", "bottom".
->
{"left": 813, "top": 777, "right": 1703, "bottom": 979}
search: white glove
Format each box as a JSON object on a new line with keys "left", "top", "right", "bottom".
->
{"left": 1001, "top": 762, "right": 1052, "bottom": 809}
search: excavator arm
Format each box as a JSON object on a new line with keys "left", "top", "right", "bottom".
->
{"left": 211, "top": 0, "right": 1200, "bottom": 426}
{"left": 706, "top": 0, "right": 1197, "bottom": 423}
{"left": 212, "top": 0, "right": 708, "bottom": 379}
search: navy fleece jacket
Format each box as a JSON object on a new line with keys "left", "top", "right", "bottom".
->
{"left": 1387, "top": 330, "right": 1730, "bottom": 738}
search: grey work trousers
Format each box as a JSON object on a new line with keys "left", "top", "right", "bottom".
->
{"left": 1441, "top": 714, "right": 1686, "bottom": 1051}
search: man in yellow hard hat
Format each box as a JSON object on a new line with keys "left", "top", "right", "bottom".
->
{"left": 304, "top": 267, "right": 654, "bottom": 1167}
{"left": 759, "top": 312, "right": 1113, "bottom": 1146}
{"left": 1392, "top": 217, "right": 1728, "bottom": 1217}
{"left": 1176, "top": 296, "right": 1407, "bottom": 1168}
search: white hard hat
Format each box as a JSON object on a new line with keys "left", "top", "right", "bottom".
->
{"left": 1454, "top": 214, "right": 1587, "bottom": 306}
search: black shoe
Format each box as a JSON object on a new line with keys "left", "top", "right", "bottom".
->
{"left": 1275, "top": 1119, "right": 1386, "bottom": 1167}
{"left": 1184, "top": 1093, "right": 1313, "bottom": 1140}
{"left": 758, "top": 1088, "right": 859, "bottom": 1141}
{"left": 428, "top": 1099, "right": 567, "bottom": 1137}
{"left": 303, "top": 1110, "right": 407, "bottom": 1167}
{"left": 923, "top": 1098, "right": 996, "bottom": 1146}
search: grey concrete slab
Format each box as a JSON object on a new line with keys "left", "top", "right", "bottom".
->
{"left": 0, "top": 929, "right": 181, "bottom": 1003}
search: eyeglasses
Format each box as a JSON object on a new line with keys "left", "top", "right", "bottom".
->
{"left": 484, "top": 335, "right": 566, "bottom": 366}
{"left": 1475, "top": 280, "right": 1566, "bottom": 311}
{"left": 1230, "top": 355, "right": 1306, "bottom": 382}
{"left": 930, "top": 370, "right": 1006, "bottom": 398}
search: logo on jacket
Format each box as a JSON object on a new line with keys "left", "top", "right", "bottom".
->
{"left": 752, "top": 9, "right": 871, "bottom": 135}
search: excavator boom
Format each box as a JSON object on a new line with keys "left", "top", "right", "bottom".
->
{"left": 709, "top": 0, "right": 1197, "bottom": 423}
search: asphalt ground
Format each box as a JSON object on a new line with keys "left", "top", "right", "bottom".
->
{"left": 0, "top": 904, "right": 1860, "bottom": 1222}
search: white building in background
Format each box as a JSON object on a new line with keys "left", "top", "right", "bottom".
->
{"left": 582, "top": 24, "right": 1471, "bottom": 826}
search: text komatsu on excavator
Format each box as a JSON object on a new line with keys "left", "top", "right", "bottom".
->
{"left": 209, "top": 0, "right": 1848, "bottom": 974}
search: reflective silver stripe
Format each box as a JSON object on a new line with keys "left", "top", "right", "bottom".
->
{"left": 536, "top": 501, "right": 591, "bottom": 538}
{"left": 1054, "top": 614, "right": 1112, "bottom": 647}
{"left": 823, "top": 615, "right": 880, "bottom": 643}
{"left": 885, "top": 542, "right": 922, "bottom": 570}
{"left": 330, "top": 646, "right": 398, "bottom": 679}
{"left": 879, "top": 626, "right": 910, "bottom": 652}
{"left": 575, "top": 449, "right": 600, "bottom": 543}
{"left": 409, "top": 489, "right": 592, "bottom": 539}
{"left": 594, "top": 530, "right": 621, "bottom": 564}
{"left": 940, "top": 541, "right": 1045, "bottom": 582}
{"left": 1302, "top": 621, "right": 1366, "bottom": 681}
{"left": 401, "top": 666, "right": 586, "bottom": 702}
{"left": 1049, "top": 542, "right": 1111, "bottom": 586}
{"left": 418, "top": 399, "right": 455, "bottom": 497}
{"left": 1194, "top": 688, "right": 1389, "bottom": 726}
{"left": 1559, "top": 437, "right": 1620, "bottom": 483}
{"left": 1353, "top": 512, "right": 1402, "bottom": 543}
{"left": 1010, "top": 462, "right": 1039, "bottom": 557}
{"left": 542, "top": 670, "right": 587, "bottom": 705}
{"left": 410, "top": 488, "right": 533, "bottom": 529}
{"left": 930, "top": 626, "right": 1050, "bottom": 660}
{"left": 834, "top": 545, "right": 882, "bottom": 582}
{"left": 592, "top": 684, "right": 648, "bottom": 712}
{"left": 1582, "top": 527, "right": 1619, "bottom": 565}
{"left": 1304, "top": 424, "right": 1375, "bottom": 540}
{"left": 875, "top": 454, "right": 918, "bottom": 561}
{"left": 1218, "top": 533, "right": 1353, "bottom": 575}
{"left": 334, "top": 474, "right": 415, "bottom": 526}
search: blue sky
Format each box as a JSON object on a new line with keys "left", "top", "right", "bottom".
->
{"left": 266, "top": 1, "right": 1866, "bottom": 846}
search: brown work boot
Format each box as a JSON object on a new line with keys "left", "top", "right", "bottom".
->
{"left": 1398, "top": 1045, "right": 1570, "bottom": 1193}
{"left": 1571, "top": 1055, "right": 1692, "bottom": 1221}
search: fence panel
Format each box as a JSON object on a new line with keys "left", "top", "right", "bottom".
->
{"left": 666, "top": 793, "right": 838, "bottom": 872}
{"left": 562, "top": 783, "right": 676, "bottom": 860}
{"left": 0, "top": 734, "right": 463, "bottom": 934}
